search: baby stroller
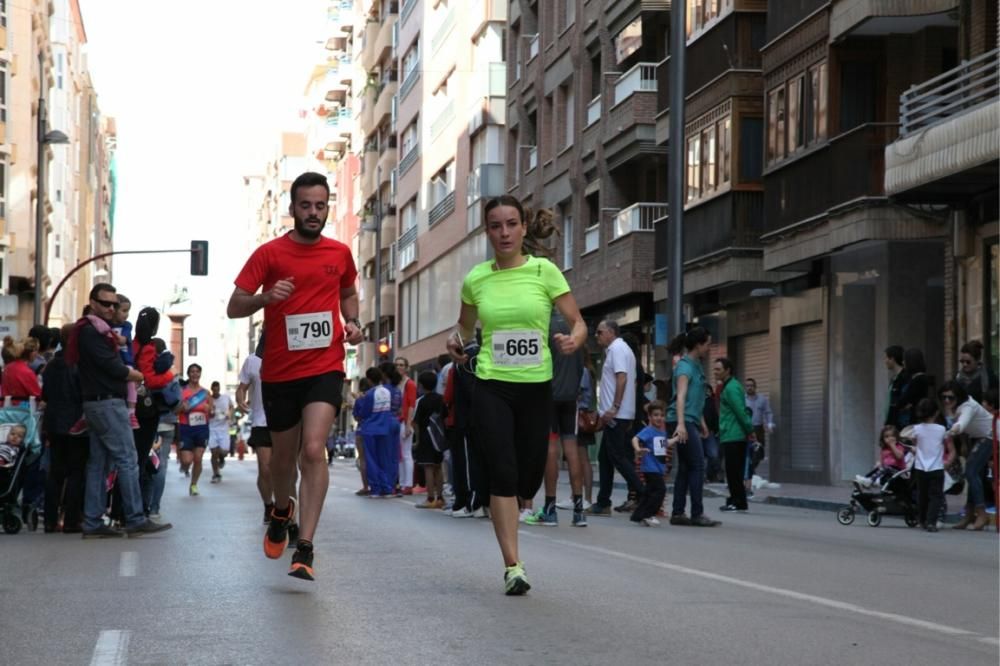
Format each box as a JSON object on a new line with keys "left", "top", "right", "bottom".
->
{"left": 0, "top": 398, "right": 43, "bottom": 534}
{"left": 837, "top": 444, "right": 919, "bottom": 528}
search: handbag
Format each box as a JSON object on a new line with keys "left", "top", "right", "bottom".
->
{"left": 577, "top": 409, "right": 601, "bottom": 434}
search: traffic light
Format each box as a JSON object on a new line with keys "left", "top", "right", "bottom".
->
{"left": 190, "top": 240, "right": 209, "bottom": 276}
{"left": 377, "top": 338, "right": 391, "bottom": 359}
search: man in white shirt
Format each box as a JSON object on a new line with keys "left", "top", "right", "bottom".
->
{"left": 588, "top": 320, "right": 643, "bottom": 515}
{"left": 208, "top": 381, "right": 234, "bottom": 483}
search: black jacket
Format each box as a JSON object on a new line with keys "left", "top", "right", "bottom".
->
{"left": 77, "top": 321, "right": 130, "bottom": 399}
{"left": 41, "top": 351, "right": 84, "bottom": 434}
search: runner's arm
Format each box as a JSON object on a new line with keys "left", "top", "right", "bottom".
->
{"left": 236, "top": 383, "right": 250, "bottom": 413}
{"left": 340, "top": 287, "right": 363, "bottom": 344}
{"left": 227, "top": 278, "right": 296, "bottom": 319}
{"left": 552, "top": 291, "right": 588, "bottom": 354}
{"left": 447, "top": 302, "right": 478, "bottom": 361}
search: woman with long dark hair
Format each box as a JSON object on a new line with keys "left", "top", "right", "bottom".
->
{"left": 446, "top": 195, "right": 587, "bottom": 595}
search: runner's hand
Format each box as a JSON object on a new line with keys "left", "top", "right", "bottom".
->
{"left": 237, "top": 398, "right": 250, "bottom": 413}
{"left": 264, "top": 276, "right": 295, "bottom": 304}
{"left": 446, "top": 331, "right": 467, "bottom": 363}
{"left": 552, "top": 332, "right": 578, "bottom": 355}
{"left": 674, "top": 422, "right": 688, "bottom": 443}
{"left": 343, "top": 320, "right": 363, "bottom": 345}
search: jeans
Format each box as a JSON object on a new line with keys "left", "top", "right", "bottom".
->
{"left": 703, "top": 434, "right": 721, "bottom": 481}
{"left": 630, "top": 473, "right": 666, "bottom": 522}
{"left": 964, "top": 438, "right": 992, "bottom": 507}
{"left": 147, "top": 426, "right": 176, "bottom": 514}
{"left": 669, "top": 422, "right": 706, "bottom": 518}
{"left": 596, "top": 419, "right": 643, "bottom": 507}
{"left": 82, "top": 399, "right": 145, "bottom": 530}
{"left": 113, "top": 413, "right": 159, "bottom": 521}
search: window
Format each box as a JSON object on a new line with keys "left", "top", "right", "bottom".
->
{"left": 561, "top": 206, "right": 573, "bottom": 270}
{"left": 559, "top": 0, "right": 576, "bottom": 33}
{"left": 563, "top": 84, "right": 574, "bottom": 150}
{"left": 686, "top": 112, "right": 733, "bottom": 202}
{"left": 402, "top": 41, "right": 420, "bottom": 79}
{"left": 56, "top": 53, "right": 64, "bottom": 90}
{"left": 702, "top": 124, "right": 717, "bottom": 192}
{"left": 768, "top": 61, "right": 828, "bottom": 164}
{"left": 767, "top": 86, "right": 785, "bottom": 162}
{"left": 402, "top": 119, "right": 418, "bottom": 156}
{"left": 401, "top": 199, "right": 417, "bottom": 231}
{"left": 188, "top": 338, "right": 198, "bottom": 357}
{"left": 719, "top": 118, "right": 731, "bottom": 184}
{"left": 0, "top": 0, "right": 6, "bottom": 28}
{"left": 686, "top": 135, "right": 701, "bottom": 202}
{"left": 686, "top": 0, "right": 733, "bottom": 40}
{"left": 54, "top": 233, "right": 61, "bottom": 259}
{"left": 0, "top": 62, "right": 7, "bottom": 123}
{"left": 788, "top": 76, "right": 804, "bottom": 152}
{"left": 428, "top": 161, "right": 455, "bottom": 207}
{"left": 808, "top": 62, "right": 828, "bottom": 143}
{"left": 0, "top": 159, "right": 7, "bottom": 218}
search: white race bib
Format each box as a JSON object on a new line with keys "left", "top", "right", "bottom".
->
{"left": 652, "top": 436, "right": 667, "bottom": 457}
{"left": 286, "top": 311, "right": 334, "bottom": 351}
{"left": 189, "top": 412, "right": 207, "bottom": 427}
{"left": 492, "top": 330, "right": 543, "bottom": 367}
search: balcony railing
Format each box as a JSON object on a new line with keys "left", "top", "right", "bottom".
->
{"left": 399, "top": 142, "right": 420, "bottom": 176}
{"left": 400, "top": 62, "right": 421, "bottom": 102}
{"left": 900, "top": 47, "right": 999, "bottom": 137}
{"left": 613, "top": 62, "right": 657, "bottom": 106}
{"left": 467, "top": 163, "right": 505, "bottom": 205}
{"left": 612, "top": 203, "right": 667, "bottom": 240}
{"left": 432, "top": 8, "right": 456, "bottom": 54}
{"left": 431, "top": 100, "right": 455, "bottom": 139}
{"left": 584, "top": 224, "right": 600, "bottom": 254}
{"left": 400, "top": 0, "right": 417, "bottom": 26}
{"left": 587, "top": 95, "right": 601, "bottom": 126}
{"left": 520, "top": 145, "right": 538, "bottom": 172}
{"left": 398, "top": 225, "right": 418, "bottom": 270}
{"left": 428, "top": 191, "right": 456, "bottom": 227}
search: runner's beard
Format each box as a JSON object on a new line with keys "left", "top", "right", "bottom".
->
{"left": 294, "top": 214, "right": 326, "bottom": 240}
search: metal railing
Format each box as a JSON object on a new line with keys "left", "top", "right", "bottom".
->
{"left": 431, "top": 100, "right": 455, "bottom": 139}
{"left": 397, "top": 225, "right": 418, "bottom": 270}
{"left": 587, "top": 95, "right": 601, "bottom": 126}
{"left": 428, "top": 191, "right": 456, "bottom": 226}
{"left": 398, "top": 142, "right": 420, "bottom": 176}
{"left": 584, "top": 224, "right": 600, "bottom": 253}
{"left": 612, "top": 203, "right": 666, "bottom": 240}
{"left": 613, "top": 62, "right": 657, "bottom": 105}
{"left": 900, "top": 47, "right": 999, "bottom": 137}
{"left": 400, "top": 0, "right": 417, "bottom": 25}
{"left": 432, "top": 8, "right": 456, "bottom": 54}
{"left": 400, "top": 61, "right": 421, "bottom": 102}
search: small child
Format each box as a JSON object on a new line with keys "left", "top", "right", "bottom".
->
{"left": 111, "top": 294, "right": 140, "bottom": 429}
{"left": 0, "top": 425, "right": 27, "bottom": 468}
{"left": 911, "top": 398, "right": 955, "bottom": 533}
{"left": 630, "top": 400, "right": 679, "bottom": 526}
{"left": 413, "top": 371, "right": 446, "bottom": 509}
{"left": 854, "top": 425, "right": 907, "bottom": 488}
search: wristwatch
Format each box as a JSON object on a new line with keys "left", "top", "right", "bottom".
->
{"left": 345, "top": 317, "right": 362, "bottom": 330}
{"left": 612, "top": 403, "right": 621, "bottom": 410}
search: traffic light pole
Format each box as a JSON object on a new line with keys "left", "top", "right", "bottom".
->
{"left": 43, "top": 247, "right": 202, "bottom": 326}
{"left": 374, "top": 166, "right": 382, "bottom": 349}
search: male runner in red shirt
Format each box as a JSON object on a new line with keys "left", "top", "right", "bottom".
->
{"left": 227, "top": 171, "right": 363, "bottom": 580}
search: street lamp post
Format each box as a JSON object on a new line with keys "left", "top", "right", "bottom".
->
{"left": 374, "top": 165, "right": 382, "bottom": 345}
{"left": 34, "top": 51, "right": 69, "bottom": 327}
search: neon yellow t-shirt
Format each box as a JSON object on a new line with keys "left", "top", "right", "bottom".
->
{"left": 461, "top": 255, "right": 570, "bottom": 383}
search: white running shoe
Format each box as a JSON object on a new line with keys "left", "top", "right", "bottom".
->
{"left": 473, "top": 507, "right": 489, "bottom": 518}
{"left": 518, "top": 508, "right": 534, "bottom": 523}
{"left": 854, "top": 475, "right": 873, "bottom": 488}
{"left": 640, "top": 517, "right": 661, "bottom": 527}
{"left": 555, "top": 498, "right": 593, "bottom": 511}
{"left": 451, "top": 507, "right": 474, "bottom": 518}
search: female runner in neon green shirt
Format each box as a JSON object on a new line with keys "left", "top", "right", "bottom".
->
{"left": 447, "top": 195, "right": 587, "bottom": 595}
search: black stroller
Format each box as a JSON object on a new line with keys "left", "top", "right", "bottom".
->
{"left": 0, "top": 401, "right": 43, "bottom": 534}
{"left": 837, "top": 445, "right": 919, "bottom": 528}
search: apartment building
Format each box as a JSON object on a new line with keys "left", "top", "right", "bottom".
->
{"left": 0, "top": 0, "right": 112, "bottom": 337}
{"left": 349, "top": 0, "right": 507, "bottom": 371}
{"left": 505, "top": 0, "right": 669, "bottom": 373}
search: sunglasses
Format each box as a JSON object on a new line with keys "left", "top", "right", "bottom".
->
{"left": 941, "top": 394, "right": 956, "bottom": 402}
{"left": 94, "top": 298, "right": 119, "bottom": 309}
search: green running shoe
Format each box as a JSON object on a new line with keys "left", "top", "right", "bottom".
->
{"left": 503, "top": 561, "right": 531, "bottom": 596}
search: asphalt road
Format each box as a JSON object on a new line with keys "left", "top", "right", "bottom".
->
{"left": 2, "top": 455, "right": 997, "bottom": 665}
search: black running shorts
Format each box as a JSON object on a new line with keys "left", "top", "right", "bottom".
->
{"left": 248, "top": 426, "right": 272, "bottom": 449}
{"left": 550, "top": 400, "right": 578, "bottom": 437}
{"left": 261, "top": 371, "right": 345, "bottom": 432}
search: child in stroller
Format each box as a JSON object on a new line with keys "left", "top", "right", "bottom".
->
{"left": 838, "top": 425, "right": 918, "bottom": 528}
{"left": 0, "top": 400, "right": 43, "bottom": 534}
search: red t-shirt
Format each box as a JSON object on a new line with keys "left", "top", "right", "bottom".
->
{"left": 0, "top": 360, "right": 41, "bottom": 399}
{"left": 234, "top": 233, "right": 358, "bottom": 383}
{"left": 400, "top": 377, "right": 416, "bottom": 423}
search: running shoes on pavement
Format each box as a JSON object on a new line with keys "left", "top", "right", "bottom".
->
{"left": 288, "top": 542, "right": 315, "bottom": 581}
{"left": 263, "top": 497, "right": 296, "bottom": 559}
{"left": 504, "top": 561, "right": 531, "bottom": 596}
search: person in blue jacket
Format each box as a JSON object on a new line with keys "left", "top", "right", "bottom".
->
{"left": 354, "top": 367, "right": 399, "bottom": 497}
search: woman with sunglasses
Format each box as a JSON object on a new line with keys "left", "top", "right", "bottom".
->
{"left": 955, "top": 340, "right": 998, "bottom": 404}
{"left": 939, "top": 380, "right": 995, "bottom": 530}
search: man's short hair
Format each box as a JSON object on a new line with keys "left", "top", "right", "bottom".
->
{"left": 417, "top": 371, "right": 437, "bottom": 392}
{"left": 89, "top": 283, "right": 116, "bottom": 301}
{"left": 290, "top": 172, "right": 330, "bottom": 203}
{"left": 884, "top": 345, "right": 904, "bottom": 365}
{"left": 599, "top": 320, "right": 620, "bottom": 337}
{"left": 211, "top": 381, "right": 220, "bottom": 389}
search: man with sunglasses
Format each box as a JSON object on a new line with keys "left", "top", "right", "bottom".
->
{"left": 72, "top": 283, "right": 173, "bottom": 538}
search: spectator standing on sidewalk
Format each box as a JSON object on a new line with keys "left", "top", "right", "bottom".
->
{"left": 744, "top": 377, "right": 773, "bottom": 486}
{"left": 394, "top": 357, "right": 417, "bottom": 495}
{"left": 883, "top": 345, "right": 908, "bottom": 428}
{"left": 897, "top": 348, "right": 930, "bottom": 428}
{"left": 69, "top": 283, "right": 171, "bottom": 538}
{"left": 911, "top": 398, "right": 953, "bottom": 532}
{"left": 667, "top": 327, "right": 720, "bottom": 527}
{"left": 955, "top": 340, "right": 998, "bottom": 404}
{"left": 940, "top": 380, "right": 994, "bottom": 530}
{"left": 714, "top": 357, "right": 754, "bottom": 513}
{"left": 41, "top": 324, "right": 88, "bottom": 533}
{"left": 588, "top": 320, "right": 642, "bottom": 517}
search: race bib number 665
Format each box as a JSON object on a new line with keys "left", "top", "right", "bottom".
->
{"left": 492, "top": 330, "right": 543, "bottom": 367}
{"left": 286, "top": 311, "right": 334, "bottom": 351}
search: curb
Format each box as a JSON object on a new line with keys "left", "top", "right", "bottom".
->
{"left": 755, "top": 494, "right": 964, "bottom": 524}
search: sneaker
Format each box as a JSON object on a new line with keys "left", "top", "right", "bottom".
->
{"left": 669, "top": 514, "right": 692, "bottom": 526}
{"left": 854, "top": 475, "right": 873, "bottom": 488}
{"left": 525, "top": 508, "right": 558, "bottom": 526}
{"left": 412, "top": 485, "right": 427, "bottom": 494}
{"left": 68, "top": 417, "right": 89, "bottom": 435}
{"left": 690, "top": 515, "right": 721, "bottom": 527}
{"left": 503, "top": 561, "right": 531, "bottom": 596}
{"left": 431, "top": 498, "right": 446, "bottom": 509}
{"left": 614, "top": 499, "right": 638, "bottom": 513}
{"left": 263, "top": 498, "right": 296, "bottom": 559}
{"left": 263, "top": 503, "right": 274, "bottom": 525}
{"left": 288, "top": 545, "right": 315, "bottom": 581}
{"left": 287, "top": 522, "right": 299, "bottom": 549}
{"left": 415, "top": 500, "right": 438, "bottom": 509}
{"left": 587, "top": 504, "right": 612, "bottom": 516}
{"left": 189, "top": 485, "right": 199, "bottom": 496}
{"left": 218, "top": 457, "right": 226, "bottom": 469}
{"left": 556, "top": 498, "right": 592, "bottom": 511}
{"left": 355, "top": 488, "right": 370, "bottom": 496}
{"left": 720, "top": 504, "right": 747, "bottom": 513}
{"left": 473, "top": 507, "right": 489, "bottom": 518}
{"left": 81, "top": 524, "right": 125, "bottom": 539}
{"left": 210, "top": 474, "right": 221, "bottom": 484}
{"left": 925, "top": 524, "right": 939, "bottom": 533}
{"left": 125, "top": 519, "right": 173, "bottom": 536}
{"left": 129, "top": 413, "right": 140, "bottom": 430}
{"left": 518, "top": 508, "right": 534, "bottom": 523}
{"left": 572, "top": 511, "right": 588, "bottom": 527}
{"left": 643, "top": 517, "right": 661, "bottom": 526}
{"left": 148, "top": 513, "right": 162, "bottom": 521}
{"left": 401, "top": 487, "right": 414, "bottom": 496}
{"left": 452, "top": 507, "right": 474, "bottom": 518}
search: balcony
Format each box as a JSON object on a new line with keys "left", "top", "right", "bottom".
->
{"left": 361, "top": 148, "right": 379, "bottom": 197}
{"left": 428, "top": 191, "right": 456, "bottom": 227}
{"left": 886, "top": 48, "right": 999, "bottom": 203}
{"left": 469, "top": 0, "right": 506, "bottom": 38}
{"left": 380, "top": 277, "right": 397, "bottom": 315}
{"left": 587, "top": 95, "right": 601, "bottom": 127}
{"left": 432, "top": 8, "right": 456, "bottom": 55}
{"left": 398, "top": 225, "right": 418, "bottom": 271}
{"left": 358, "top": 87, "right": 376, "bottom": 134}
{"left": 377, "top": 144, "right": 397, "bottom": 184}
{"left": 764, "top": 123, "right": 898, "bottom": 236}
{"left": 380, "top": 211, "right": 397, "bottom": 250}
{"left": 613, "top": 62, "right": 657, "bottom": 106}
{"left": 611, "top": 203, "right": 666, "bottom": 241}
{"left": 584, "top": 224, "right": 600, "bottom": 254}
{"left": 400, "top": 64, "right": 421, "bottom": 103}
{"left": 360, "top": 21, "right": 379, "bottom": 71}
{"left": 374, "top": 14, "right": 398, "bottom": 65}
{"left": 398, "top": 142, "right": 420, "bottom": 177}
{"left": 360, "top": 276, "right": 377, "bottom": 323}
{"left": 321, "top": 116, "right": 347, "bottom": 148}
{"left": 430, "top": 101, "right": 455, "bottom": 140}
{"left": 467, "top": 163, "right": 505, "bottom": 206}
{"left": 830, "top": 0, "right": 958, "bottom": 42}
{"left": 337, "top": 107, "right": 352, "bottom": 137}
{"left": 373, "top": 78, "right": 397, "bottom": 126}
{"left": 358, "top": 228, "right": 377, "bottom": 263}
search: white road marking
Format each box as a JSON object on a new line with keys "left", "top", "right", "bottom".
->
{"left": 118, "top": 552, "right": 138, "bottom": 577}
{"left": 90, "top": 630, "right": 130, "bottom": 666}
{"left": 527, "top": 532, "right": 996, "bottom": 645}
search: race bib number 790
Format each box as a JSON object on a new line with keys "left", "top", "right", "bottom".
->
{"left": 286, "top": 311, "right": 334, "bottom": 351}
{"left": 492, "top": 330, "right": 543, "bottom": 367}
